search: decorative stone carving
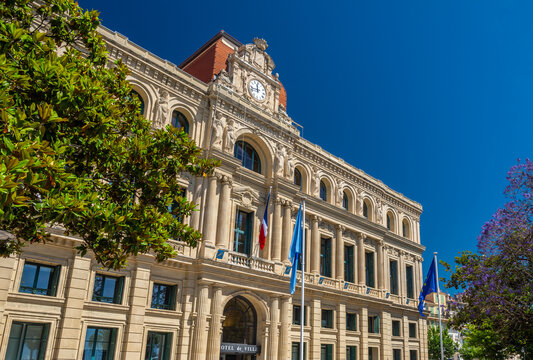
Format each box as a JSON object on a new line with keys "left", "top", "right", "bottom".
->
{"left": 223, "top": 119, "right": 236, "bottom": 154}
{"left": 336, "top": 179, "right": 345, "bottom": 207}
{"left": 274, "top": 144, "right": 286, "bottom": 177}
{"left": 312, "top": 166, "right": 320, "bottom": 197}
{"left": 355, "top": 189, "right": 363, "bottom": 216}
{"left": 286, "top": 149, "right": 295, "bottom": 180}
{"left": 153, "top": 88, "right": 169, "bottom": 128}
{"left": 212, "top": 113, "right": 224, "bottom": 150}
{"left": 376, "top": 199, "right": 383, "bottom": 224}
{"left": 232, "top": 184, "right": 259, "bottom": 209}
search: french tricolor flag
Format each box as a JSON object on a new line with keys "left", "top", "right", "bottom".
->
{"left": 259, "top": 190, "right": 271, "bottom": 250}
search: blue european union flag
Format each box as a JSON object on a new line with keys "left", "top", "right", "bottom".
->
{"left": 289, "top": 204, "right": 302, "bottom": 294}
{"left": 418, "top": 258, "right": 438, "bottom": 316}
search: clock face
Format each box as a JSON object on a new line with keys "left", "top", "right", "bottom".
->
{"left": 249, "top": 79, "right": 266, "bottom": 101}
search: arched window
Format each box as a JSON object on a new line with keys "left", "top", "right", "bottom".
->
{"left": 171, "top": 110, "right": 189, "bottom": 134}
{"left": 294, "top": 168, "right": 302, "bottom": 190}
{"left": 387, "top": 214, "right": 392, "bottom": 230}
{"left": 320, "top": 180, "right": 327, "bottom": 201}
{"left": 234, "top": 141, "right": 261, "bottom": 174}
{"left": 363, "top": 201, "right": 368, "bottom": 218}
{"left": 131, "top": 90, "right": 145, "bottom": 115}
{"left": 402, "top": 219, "right": 410, "bottom": 238}
{"left": 222, "top": 296, "right": 257, "bottom": 345}
{"left": 342, "top": 192, "right": 349, "bottom": 211}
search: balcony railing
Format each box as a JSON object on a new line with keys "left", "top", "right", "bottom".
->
{"left": 227, "top": 252, "right": 274, "bottom": 273}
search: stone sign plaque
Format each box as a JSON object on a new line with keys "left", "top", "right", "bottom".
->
{"left": 220, "top": 343, "right": 261, "bottom": 354}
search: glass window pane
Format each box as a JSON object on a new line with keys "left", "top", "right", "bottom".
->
{"left": 35, "top": 266, "right": 52, "bottom": 292}
{"left": 20, "top": 324, "right": 45, "bottom": 360}
{"left": 102, "top": 277, "right": 117, "bottom": 301}
{"left": 20, "top": 263, "right": 38, "bottom": 292}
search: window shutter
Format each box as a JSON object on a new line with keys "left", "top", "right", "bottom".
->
{"left": 327, "top": 344, "right": 333, "bottom": 360}
{"left": 169, "top": 285, "right": 177, "bottom": 311}
{"left": 374, "top": 316, "right": 380, "bottom": 333}
{"left": 37, "top": 323, "right": 50, "bottom": 360}
{"left": 49, "top": 265, "right": 61, "bottom": 296}
{"left": 115, "top": 277, "right": 124, "bottom": 304}
{"left": 163, "top": 333, "right": 172, "bottom": 360}
{"left": 108, "top": 328, "right": 117, "bottom": 360}
{"left": 245, "top": 212, "right": 253, "bottom": 256}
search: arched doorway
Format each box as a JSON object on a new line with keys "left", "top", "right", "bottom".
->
{"left": 220, "top": 296, "right": 260, "bottom": 360}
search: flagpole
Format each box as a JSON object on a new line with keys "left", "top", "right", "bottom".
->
{"left": 300, "top": 199, "right": 305, "bottom": 360}
{"left": 434, "top": 252, "right": 444, "bottom": 360}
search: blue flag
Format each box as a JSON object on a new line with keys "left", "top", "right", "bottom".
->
{"left": 418, "top": 258, "right": 438, "bottom": 317}
{"left": 289, "top": 204, "right": 302, "bottom": 295}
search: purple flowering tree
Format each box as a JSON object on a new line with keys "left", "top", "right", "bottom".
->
{"left": 443, "top": 159, "right": 532, "bottom": 358}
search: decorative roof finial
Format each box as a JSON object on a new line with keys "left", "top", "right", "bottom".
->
{"left": 253, "top": 38, "right": 268, "bottom": 51}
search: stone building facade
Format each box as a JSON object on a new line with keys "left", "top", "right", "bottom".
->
{"left": 0, "top": 29, "right": 428, "bottom": 360}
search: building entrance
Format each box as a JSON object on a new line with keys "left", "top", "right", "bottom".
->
{"left": 219, "top": 296, "right": 260, "bottom": 360}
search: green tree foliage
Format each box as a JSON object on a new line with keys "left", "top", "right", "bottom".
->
{"left": 427, "top": 325, "right": 458, "bottom": 360}
{"left": 0, "top": 0, "right": 218, "bottom": 269}
{"left": 443, "top": 160, "right": 532, "bottom": 358}
{"left": 459, "top": 323, "right": 508, "bottom": 360}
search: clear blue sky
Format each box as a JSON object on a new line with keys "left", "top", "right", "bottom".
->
{"left": 79, "top": 0, "right": 532, "bottom": 281}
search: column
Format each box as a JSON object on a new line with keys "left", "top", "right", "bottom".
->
{"left": 360, "top": 307, "right": 368, "bottom": 360}
{"left": 122, "top": 263, "right": 151, "bottom": 359}
{"left": 381, "top": 311, "right": 392, "bottom": 360}
{"left": 281, "top": 201, "right": 292, "bottom": 263}
{"left": 202, "top": 175, "right": 219, "bottom": 247}
{"left": 311, "top": 216, "right": 320, "bottom": 274}
{"left": 336, "top": 225, "right": 344, "bottom": 281}
{"left": 377, "top": 240, "right": 384, "bottom": 290}
{"left": 216, "top": 175, "right": 232, "bottom": 249}
{"left": 271, "top": 197, "right": 282, "bottom": 262}
{"left": 357, "top": 233, "right": 365, "bottom": 286}
{"left": 207, "top": 286, "right": 223, "bottom": 360}
{"left": 177, "top": 286, "right": 195, "bottom": 360}
{"left": 192, "top": 284, "right": 210, "bottom": 360}
{"left": 54, "top": 256, "right": 91, "bottom": 359}
{"left": 330, "top": 228, "right": 336, "bottom": 280}
{"left": 311, "top": 298, "right": 321, "bottom": 359}
{"left": 403, "top": 315, "right": 410, "bottom": 360}
{"left": 268, "top": 296, "right": 280, "bottom": 359}
{"left": 399, "top": 251, "right": 405, "bottom": 299}
{"left": 337, "top": 303, "right": 346, "bottom": 360}
{"left": 278, "top": 296, "right": 291, "bottom": 359}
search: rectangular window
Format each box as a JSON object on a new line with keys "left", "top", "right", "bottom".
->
{"left": 389, "top": 260, "right": 398, "bottom": 295}
{"left": 392, "top": 320, "right": 401, "bottom": 336}
{"left": 83, "top": 327, "right": 117, "bottom": 360}
{"left": 410, "top": 350, "right": 418, "bottom": 360}
{"left": 92, "top": 274, "right": 124, "bottom": 304}
{"left": 406, "top": 265, "right": 414, "bottom": 299}
{"left": 151, "top": 283, "right": 177, "bottom": 310}
{"left": 409, "top": 322, "right": 417, "bottom": 338}
{"left": 368, "top": 347, "right": 376, "bottom": 360}
{"left": 320, "top": 238, "right": 332, "bottom": 277}
{"left": 293, "top": 305, "right": 308, "bottom": 326}
{"left": 346, "top": 313, "right": 357, "bottom": 331}
{"left": 292, "top": 342, "right": 307, "bottom": 360}
{"left": 365, "top": 252, "right": 375, "bottom": 288}
{"left": 19, "top": 262, "right": 61, "bottom": 296}
{"left": 234, "top": 209, "right": 253, "bottom": 255}
{"left": 321, "top": 309, "right": 333, "bottom": 328}
{"left": 347, "top": 346, "right": 357, "bottom": 360}
{"left": 368, "top": 315, "right": 380, "bottom": 334}
{"left": 145, "top": 331, "right": 172, "bottom": 360}
{"left": 344, "top": 245, "right": 354, "bottom": 283}
{"left": 321, "top": 344, "right": 333, "bottom": 360}
{"left": 393, "top": 349, "right": 402, "bottom": 360}
{"left": 6, "top": 322, "right": 50, "bottom": 360}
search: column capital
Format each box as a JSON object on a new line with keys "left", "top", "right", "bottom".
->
{"left": 220, "top": 174, "right": 232, "bottom": 185}
{"left": 357, "top": 232, "right": 365, "bottom": 241}
{"left": 375, "top": 238, "right": 384, "bottom": 246}
{"left": 312, "top": 215, "right": 322, "bottom": 223}
{"left": 336, "top": 224, "right": 345, "bottom": 232}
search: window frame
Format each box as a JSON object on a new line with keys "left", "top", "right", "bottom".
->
{"left": 389, "top": 260, "right": 399, "bottom": 295}
{"left": 347, "top": 345, "right": 357, "bottom": 360}
{"left": 321, "top": 309, "right": 334, "bottom": 329}
{"left": 342, "top": 192, "right": 349, "bottom": 211}
{"left": 319, "top": 180, "right": 327, "bottom": 201}
{"left": 145, "top": 331, "right": 173, "bottom": 360}
{"left": 406, "top": 265, "right": 414, "bottom": 299}
{"left": 368, "top": 315, "right": 380, "bottom": 334}
{"left": 294, "top": 168, "right": 302, "bottom": 190}
{"left": 392, "top": 320, "right": 401, "bottom": 337}
{"left": 6, "top": 321, "right": 50, "bottom": 360}
{"left": 293, "top": 305, "right": 308, "bottom": 326}
{"left": 234, "top": 140, "right": 262, "bottom": 174}
{"left": 393, "top": 349, "right": 402, "bottom": 360}
{"left": 171, "top": 110, "right": 189, "bottom": 134}
{"left": 92, "top": 273, "right": 124, "bottom": 304}
{"left": 409, "top": 322, "right": 417, "bottom": 338}
{"left": 83, "top": 326, "right": 117, "bottom": 360}
{"left": 151, "top": 283, "right": 177, "bottom": 311}
{"left": 346, "top": 313, "right": 357, "bottom": 331}
{"left": 344, "top": 244, "right": 355, "bottom": 283}
{"left": 320, "top": 238, "right": 332, "bottom": 277}
{"left": 292, "top": 341, "right": 307, "bottom": 360}
{"left": 365, "top": 251, "right": 375, "bottom": 288}
{"left": 233, "top": 209, "right": 254, "bottom": 256}
{"left": 19, "top": 261, "right": 61, "bottom": 297}
{"left": 320, "top": 344, "right": 333, "bottom": 360}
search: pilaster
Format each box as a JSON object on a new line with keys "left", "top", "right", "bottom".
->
{"left": 207, "top": 286, "right": 223, "bottom": 360}
{"left": 201, "top": 174, "right": 219, "bottom": 257}
{"left": 337, "top": 302, "right": 346, "bottom": 360}
{"left": 336, "top": 225, "right": 344, "bottom": 281}
{"left": 357, "top": 233, "right": 365, "bottom": 286}
{"left": 271, "top": 197, "right": 282, "bottom": 262}
{"left": 281, "top": 200, "right": 292, "bottom": 264}
{"left": 311, "top": 216, "right": 320, "bottom": 275}
{"left": 278, "top": 296, "right": 291, "bottom": 359}
{"left": 268, "top": 296, "right": 280, "bottom": 359}
{"left": 216, "top": 175, "right": 232, "bottom": 249}
{"left": 191, "top": 283, "right": 210, "bottom": 360}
